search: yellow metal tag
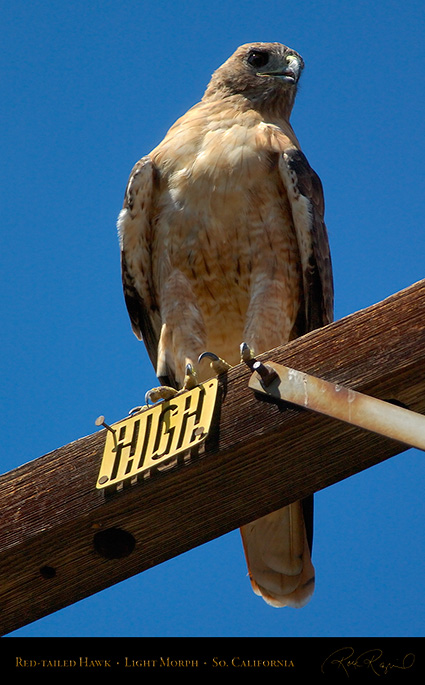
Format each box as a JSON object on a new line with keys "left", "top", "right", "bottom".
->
{"left": 97, "top": 378, "right": 218, "bottom": 491}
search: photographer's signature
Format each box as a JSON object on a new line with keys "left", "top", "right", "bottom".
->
{"left": 321, "top": 646, "right": 415, "bottom": 677}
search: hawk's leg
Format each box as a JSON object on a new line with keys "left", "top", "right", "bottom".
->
{"left": 145, "top": 271, "right": 209, "bottom": 403}
{"left": 243, "top": 277, "right": 297, "bottom": 355}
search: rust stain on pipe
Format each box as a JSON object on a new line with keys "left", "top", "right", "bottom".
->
{"left": 248, "top": 362, "right": 425, "bottom": 452}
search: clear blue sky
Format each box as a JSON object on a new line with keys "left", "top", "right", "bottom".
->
{"left": 1, "top": 0, "right": 424, "bottom": 638}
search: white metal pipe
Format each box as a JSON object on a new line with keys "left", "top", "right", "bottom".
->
{"left": 248, "top": 361, "right": 425, "bottom": 452}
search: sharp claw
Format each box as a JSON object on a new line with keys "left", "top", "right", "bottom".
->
{"left": 198, "top": 351, "right": 231, "bottom": 375}
{"left": 145, "top": 386, "right": 179, "bottom": 405}
{"left": 198, "top": 351, "right": 220, "bottom": 364}
{"left": 240, "top": 342, "right": 255, "bottom": 364}
{"left": 239, "top": 342, "right": 277, "bottom": 386}
{"left": 183, "top": 363, "right": 198, "bottom": 390}
{"left": 128, "top": 405, "right": 144, "bottom": 415}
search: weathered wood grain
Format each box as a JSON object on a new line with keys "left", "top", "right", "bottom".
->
{"left": 1, "top": 278, "right": 425, "bottom": 635}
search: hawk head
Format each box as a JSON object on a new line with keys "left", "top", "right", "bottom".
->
{"left": 204, "top": 42, "right": 304, "bottom": 118}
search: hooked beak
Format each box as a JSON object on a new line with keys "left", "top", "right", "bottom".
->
{"left": 258, "top": 57, "right": 302, "bottom": 84}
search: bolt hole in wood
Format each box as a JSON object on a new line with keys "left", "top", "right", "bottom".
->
{"left": 39, "top": 565, "right": 56, "bottom": 579}
{"left": 93, "top": 527, "right": 136, "bottom": 559}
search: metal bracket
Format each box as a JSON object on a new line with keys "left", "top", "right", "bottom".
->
{"left": 248, "top": 360, "right": 425, "bottom": 452}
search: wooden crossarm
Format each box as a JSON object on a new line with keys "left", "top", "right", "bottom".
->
{"left": 1, "top": 278, "right": 425, "bottom": 635}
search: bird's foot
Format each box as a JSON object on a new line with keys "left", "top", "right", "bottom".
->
{"left": 240, "top": 341, "right": 278, "bottom": 386}
{"left": 198, "top": 344, "right": 256, "bottom": 378}
{"left": 144, "top": 385, "right": 179, "bottom": 405}
{"left": 182, "top": 363, "right": 199, "bottom": 390}
{"left": 240, "top": 342, "right": 256, "bottom": 366}
{"left": 144, "top": 363, "right": 199, "bottom": 405}
{"left": 198, "top": 351, "right": 232, "bottom": 376}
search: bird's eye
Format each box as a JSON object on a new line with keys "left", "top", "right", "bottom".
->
{"left": 247, "top": 51, "right": 269, "bottom": 68}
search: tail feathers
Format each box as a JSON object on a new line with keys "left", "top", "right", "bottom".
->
{"left": 240, "top": 502, "right": 315, "bottom": 608}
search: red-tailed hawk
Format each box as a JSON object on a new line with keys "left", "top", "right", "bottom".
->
{"left": 118, "top": 42, "right": 333, "bottom": 608}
